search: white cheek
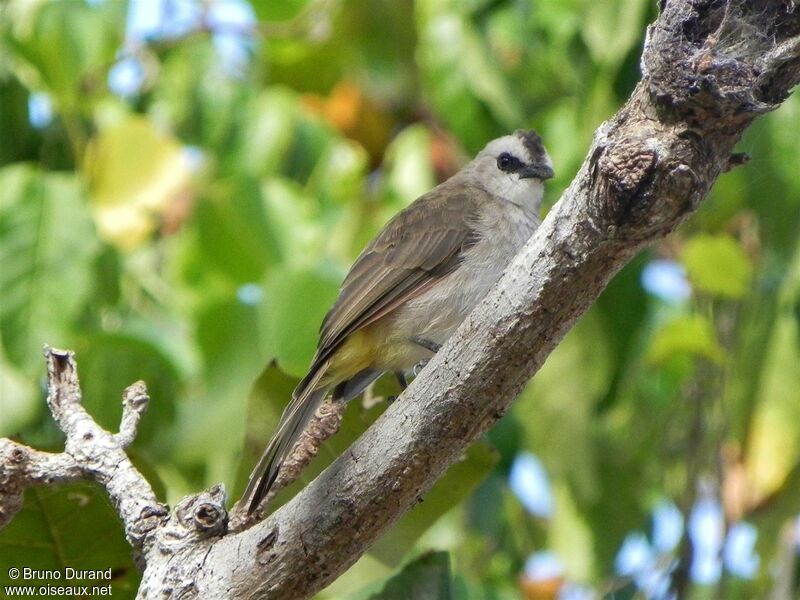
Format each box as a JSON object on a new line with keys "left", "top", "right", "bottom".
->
{"left": 486, "top": 174, "right": 520, "bottom": 197}
{"left": 508, "top": 178, "right": 543, "bottom": 209}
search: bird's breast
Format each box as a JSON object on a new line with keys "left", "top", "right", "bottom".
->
{"left": 387, "top": 203, "right": 539, "bottom": 361}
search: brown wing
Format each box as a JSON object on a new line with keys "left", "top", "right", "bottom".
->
{"left": 311, "top": 185, "right": 486, "bottom": 371}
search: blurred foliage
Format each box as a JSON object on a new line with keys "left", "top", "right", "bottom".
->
{"left": 0, "top": 0, "right": 799, "bottom": 599}
{"left": 0, "top": 483, "right": 140, "bottom": 595}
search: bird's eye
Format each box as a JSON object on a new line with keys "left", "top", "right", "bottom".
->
{"left": 497, "top": 153, "right": 519, "bottom": 172}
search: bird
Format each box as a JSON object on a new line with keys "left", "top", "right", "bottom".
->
{"left": 243, "top": 129, "right": 554, "bottom": 514}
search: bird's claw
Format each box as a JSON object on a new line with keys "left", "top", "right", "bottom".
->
{"left": 412, "top": 360, "right": 430, "bottom": 377}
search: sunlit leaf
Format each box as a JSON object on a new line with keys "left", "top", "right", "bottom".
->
{"left": 2, "top": 0, "right": 125, "bottom": 112}
{"left": 682, "top": 234, "right": 753, "bottom": 299}
{"left": 646, "top": 314, "right": 725, "bottom": 365}
{"left": 416, "top": 0, "right": 521, "bottom": 150}
{"left": 0, "top": 349, "right": 39, "bottom": 436}
{"left": 250, "top": 0, "right": 312, "bottom": 22}
{"left": 581, "top": 0, "right": 649, "bottom": 68}
{"left": 0, "top": 483, "right": 139, "bottom": 598}
{"left": 382, "top": 125, "right": 436, "bottom": 209}
{"left": 744, "top": 242, "right": 800, "bottom": 502}
{"left": 549, "top": 482, "right": 595, "bottom": 581}
{"left": 261, "top": 177, "right": 322, "bottom": 261}
{"left": 85, "top": 115, "right": 193, "bottom": 250}
{"left": 0, "top": 165, "right": 97, "bottom": 371}
{"left": 307, "top": 137, "right": 368, "bottom": 207}
{"left": 235, "top": 87, "right": 298, "bottom": 178}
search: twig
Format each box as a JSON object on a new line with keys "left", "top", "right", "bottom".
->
{"left": 0, "top": 347, "right": 168, "bottom": 550}
{"left": 0, "top": 441, "right": 84, "bottom": 529}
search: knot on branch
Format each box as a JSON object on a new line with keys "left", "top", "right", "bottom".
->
{"left": 0, "top": 442, "right": 26, "bottom": 527}
{"left": 588, "top": 133, "right": 705, "bottom": 241}
{"left": 129, "top": 504, "right": 170, "bottom": 549}
{"left": 597, "top": 143, "right": 658, "bottom": 226}
{"left": 164, "top": 485, "right": 228, "bottom": 544}
{"left": 644, "top": 0, "right": 800, "bottom": 124}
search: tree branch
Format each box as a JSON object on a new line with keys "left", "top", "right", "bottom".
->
{"left": 1, "top": 2, "right": 799, "bottom": 599}
{"left": 0, "top": 441, "right": 83, "bottom": 529}
{"left": 0, "top": 347, "right": 168, "bottom": 549}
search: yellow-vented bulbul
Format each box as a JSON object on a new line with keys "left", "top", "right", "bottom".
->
{"left": 244, "top": 129, "right": 554, "bottom": 513}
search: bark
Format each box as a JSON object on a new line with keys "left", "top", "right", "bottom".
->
{"left": 2, "top": 2, "right": 799, "bottom": 599}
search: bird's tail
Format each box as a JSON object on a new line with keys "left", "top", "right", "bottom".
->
{"left": 243, "top": 364, "right": 329, "bottom": 514}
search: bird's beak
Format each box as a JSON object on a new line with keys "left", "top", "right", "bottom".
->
{"left": 519, "top": 164, "right": 554, "bottom": 180}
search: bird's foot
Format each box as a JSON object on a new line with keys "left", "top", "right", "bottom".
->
{"left": 412, "top": 360, "right": 430, "bottom": 377}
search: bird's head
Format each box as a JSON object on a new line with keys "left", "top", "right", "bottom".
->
{"left": 469, "top": 129, "right": 554, "bottom": 211}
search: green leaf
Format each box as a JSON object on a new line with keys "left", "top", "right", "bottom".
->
{"left": 194, "top": 177, "right": 284, "bottom": 283}
{"left": 581, "top": 0, "right": 649, "bottom": 68}
{"left": 416, "top": 0, "right": 521, "bottom": 150}
{"left": 196, "top": 296, "right": 271, "bottom": 395}
{"left": 646, "top": 314, "right": 725, "bottom": 365}
{"left": 682, "top": 234, "right": 753, "bottom": 299}
{"left": 173, "top": 296, "right": 272, "bottom": 469}
{"left": 0, "top": 349, "right": 39, "bottom": 436}
{"left": 260, "top": 178, "right": 320, "bottom": 261}
{"left": 513, "top": 310, "right": 613, "bottom": 502}
{"left": 307, "top": 138, "right": 369, "bottom": 207}
{"left": 367, "top": 551, "right": 453, "bottom": 600}
{"left": 78, "top": 332, "right": 180, "bottom": 453}
{"left": 262, "top": 266, "right": 341, "bottom": 378}
{"left": 381, "top": 125, "right": 436, "bottom": 209}
{"left": 250, "top": 0, "right": 312, "bottom": 22}
{"left": 549, "top": 481, "right": 595, "bottom": 581}
{"left": 3, "top": 1, "right": 125, "bottom": 112}
{"left": 235, "top": 88, "right": 299, "bottom": 178}
{"left": 0, "top": 164, "right": 98, "bottom": 371}
{"left": 0, "top": 76, "right": 40, "bottom": 166}
{"left": 744, "top": 240, "right": 800, "bottom": 501}
{"left": 0, "top": 483, "right": 139, "bottom": 598}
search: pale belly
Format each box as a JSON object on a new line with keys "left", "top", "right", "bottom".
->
{"left": 371, "top": 207, "right": 539, "bottom": 372}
